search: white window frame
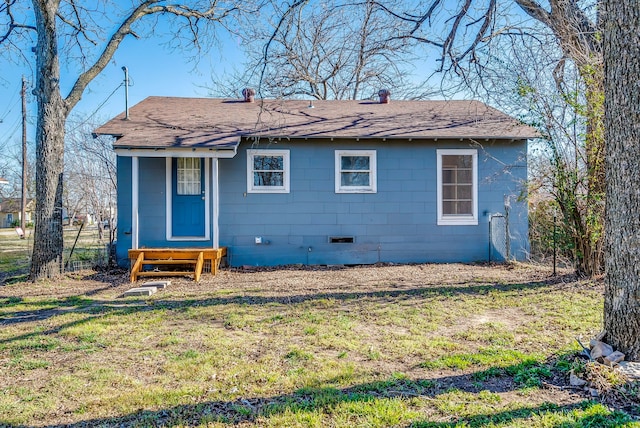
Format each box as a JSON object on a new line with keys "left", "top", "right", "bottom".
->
{"left": 335, "top": 150, "right": 377, "bottom": 193}
{"left": 247, "top": 149, "right": 290, "bottom": 193}
{"left": 437, "top": 149, "right": 478, "bottom": 226}
{"left": 176, "top": 157, "right": 201, "bottom": 195}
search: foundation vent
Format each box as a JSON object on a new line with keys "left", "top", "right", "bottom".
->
{"left": 329, "top": 236, "right": 355, "bottom": 244}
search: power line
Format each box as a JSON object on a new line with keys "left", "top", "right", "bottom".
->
{"left": 68, "top": 83, "right": 124, "bottom": 132}
{"left": 0, "top": 86, "right": 21, "bottom": 122}
{"left": 3, "top": 80, "right": 124, "bottom": 143}
{"left": 0, "top": 117, "right": 22, "bottom": 145}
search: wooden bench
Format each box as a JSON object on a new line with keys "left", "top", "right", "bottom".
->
{"left": 128, "top": 248, "right": 227, "bottom": 283}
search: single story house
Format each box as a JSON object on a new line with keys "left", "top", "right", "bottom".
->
{"left": 0, "top": 198, "right": 34, "bottom": 228}
{"left": 95, "top": 93, "right": 537, "bottom": 269}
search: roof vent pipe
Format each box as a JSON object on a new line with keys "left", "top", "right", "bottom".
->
{"left": 122, "top": 66, "right": 130, "bottom": 120}
{"left": 378, "top": 89, "right": 390, "bottom": 104}
{"left": 242, "top": 88, "right": 256, "bottom": 103}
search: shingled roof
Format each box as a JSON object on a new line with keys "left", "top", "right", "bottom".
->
{"left": 95, "top": 96, "right": 538, "bottom": 150}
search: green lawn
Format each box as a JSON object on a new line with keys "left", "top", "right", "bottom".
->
{"left": 0, "top": 226, "right": 109, "bottom": 284}
{"left": 0, "top": 263, "right": 637, "bottom": 427}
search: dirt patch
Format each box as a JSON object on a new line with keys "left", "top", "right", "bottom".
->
{"left": 1, "top": 262, "right": 623, "bottom": 427}
{"left": 0, "top": 262, "right": 582, "bottom": 299}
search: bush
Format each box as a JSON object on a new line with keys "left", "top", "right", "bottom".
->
{"left": 528, "top": 199, "right": 574, "bottom": 264}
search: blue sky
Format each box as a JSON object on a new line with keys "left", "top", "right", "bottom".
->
{"left": 0, "top": 1, "right": 462, "bottom": 174}
{"left": 0, "top": 22, "right": 246, "bottom": 155}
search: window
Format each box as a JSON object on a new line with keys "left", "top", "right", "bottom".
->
{"left": 335, "top": 150, "right": 377, "bottom": 193}
{"left": 177, "top": 158, "right": 201, "bottom": 195}
{"left": 247, "top": 149, "right": 290, "bottom": 193}
{"left": 437, "top": 149, "right": 478, "bottom": 225}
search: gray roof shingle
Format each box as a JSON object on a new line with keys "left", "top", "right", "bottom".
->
{"left": 95, "top": 96, "right": 539, "bottom": 149}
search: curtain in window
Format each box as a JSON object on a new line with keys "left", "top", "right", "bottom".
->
{"left": 177, "top": 158, "right": 201, "bottom": 195}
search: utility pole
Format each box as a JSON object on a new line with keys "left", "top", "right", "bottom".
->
{"left": 20, "top": 76, "right": 27, "bottom": 238}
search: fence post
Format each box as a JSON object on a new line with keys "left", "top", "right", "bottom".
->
{"left": 504, "top": 196, "right": 511, "bottom": 261}
{"left": 553, "top": 211, "right": 557, "bottom": 276}
{"left": 64, "top": 222, "right": 85, "bottom": 271}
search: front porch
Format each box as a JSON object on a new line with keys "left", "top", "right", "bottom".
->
{"left": 128, "top": 247, "right": 227, "bottom": 282}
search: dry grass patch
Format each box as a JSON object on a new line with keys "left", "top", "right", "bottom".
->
{"left": 0, "top": 262, "right": 637, "bottom": 427}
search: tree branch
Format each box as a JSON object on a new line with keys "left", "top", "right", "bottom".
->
{"left": 513, "top": 0, "right": 552, "bottom": 28}
{"left": 515, "top": 0, "right": 601, "bottom": 66}
{"left": 440, "top": 0, "right": 472, "bottom": 70}
{"left": 455, "top": 0, "right": 496, "bottom": 63}
{"left": 56, "top": 1, "right": 98, "bottom": 47}
{"left": 64, "top": 1, "right": 154, "bottom": 111}
{"left": 1, "top": 0, "right": 36, "bottom": 44}
{"left": 65, "top": 1, "right": 237, "bottom": 111}
{"left": 259, "top": 0, "right": 310, "bottom": 97}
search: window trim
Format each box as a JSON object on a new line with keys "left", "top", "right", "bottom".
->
{"left": 176, "top": 157, "right": 202, "bottom": 195}
{"left": 437, "top": 149, "right": 478, "bottom": 226}
{"left": 335, "top": 150, "right": 377, "bottom": 193}
{"left": 247, "top": 149, "right": 290, "bottom": 194}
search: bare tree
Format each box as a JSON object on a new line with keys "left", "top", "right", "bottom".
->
{"left": 65, "top": 118, "right": 117, "bottom": 244}
{"left": 0, "top": 136, "right": 35, "bottom": 202}
{"left": 214, "top": 0, "right": 431, "bottom": 100}
{"left": 373, "top": 0, "right": 604, "bottom": 276}
{"left": 603, "top": 0, "right": 640, "bottom": 360}
{"left": 453, "top": 19, "right": 600, "bottom": 272}
{"left": 0, "top": 139, "right": 14, "bottom": 199}
{"left": 1, "top": 0, "right": 259, "bottom": 279}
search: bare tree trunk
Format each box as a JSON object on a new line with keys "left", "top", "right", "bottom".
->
{"left": 29, "top": 0, "right": 68, "bottom": 279}
{"left": 5, "top": 0, "right": 247, "bottom": 279}
{"left": 603, "top": 0, "right": 640, "bottom": 360}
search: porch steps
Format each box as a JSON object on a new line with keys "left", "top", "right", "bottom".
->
{"left": 123, "top": 286, "right": 158, "bottom": 297}
{"left": 128, "top": 248, "right": 226, "bottom": 283}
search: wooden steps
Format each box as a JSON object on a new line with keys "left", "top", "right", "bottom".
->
{"left": 143, "top": 260, "right": 197, "bottom": 265}
{"left": 137, "top": 271, "right": 195, "bottom": 278}
{"left": 128, "top": 248, "right": 226, "bottom": 283}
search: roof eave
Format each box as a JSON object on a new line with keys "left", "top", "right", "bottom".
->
{"left": 113, "top": 141, "right": 240, "bottom": 159}
{"left": 244, "top": 134, "right": 537, "bottom": 141}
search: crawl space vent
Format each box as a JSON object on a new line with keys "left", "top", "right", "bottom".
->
{"left": 329, "top": 236, "right": 355, "bottom": 244}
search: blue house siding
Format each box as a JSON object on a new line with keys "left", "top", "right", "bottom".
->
{"left": 218, "top": 138, "right": 528, "bottom": 267}
{"left": 137, "top": 157, "right": 168, "bottom": 247}
{"left": 101, "top": 97, "right": 537, "bottom": 269}
{"left": 115, "top": 139, "right": 527, "bottom": 268}
{"left": 115, "top": 156, "right": 216, "bottom": 267}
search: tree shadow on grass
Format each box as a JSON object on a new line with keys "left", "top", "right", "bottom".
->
{"left": 0, "top": 273, "right": 630, "bottom": 428}
{"left": 409, "top": 401, "right": 634, "bottom": 427}
{"left": 0, "top": 369, "right": 633, "bottom": 428}
{"left": 0, "top": 273, "right": 578, "bottom": 330}
{"left": 0, "top": 272, "right": 586, "bottom": 358}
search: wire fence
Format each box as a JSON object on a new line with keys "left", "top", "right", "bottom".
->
{"left": 0, "top": 224, "right": 114, "bottom": 281}
{"left": 65, "top": 246, "right": 111, "bottom": 272}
